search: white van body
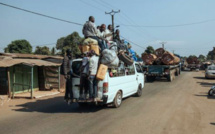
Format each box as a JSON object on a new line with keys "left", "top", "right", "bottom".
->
{"left": 71, "top": 58, "right": 144, "bottom": 105}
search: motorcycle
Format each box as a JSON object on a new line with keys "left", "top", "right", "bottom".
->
{"left": 208, "top": 86, "right": 215, "bottom": 96}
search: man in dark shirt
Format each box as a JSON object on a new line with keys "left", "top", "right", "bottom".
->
{"left": 63, "top": 49, "right": 73, "bottom": 103}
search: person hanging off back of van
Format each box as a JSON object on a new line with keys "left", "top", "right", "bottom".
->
{"left": 79, "top": 52, "right": 90, "bottom": 100}
{"left": 82, "top": 16, "right": 107, "bottom": 51}
{"left": 62, "top": 49, "right": 73, "bottom": 104}
{"left": 88, "top": 50, "right": 99, "bottom": 101}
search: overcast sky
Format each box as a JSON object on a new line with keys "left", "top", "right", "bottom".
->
{"left": 0, "top": 0, "right": 215, "bottom": 56}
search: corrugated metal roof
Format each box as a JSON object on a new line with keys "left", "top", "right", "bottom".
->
{"left": 0, "top": 53, "right": 63, "bottom": 59}
{"left": 0, "top": 57, "right": 60, "bottom": 67}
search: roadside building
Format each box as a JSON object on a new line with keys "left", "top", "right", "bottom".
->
{"left": 0, "top": 53, "right": 64, "bottom": 99}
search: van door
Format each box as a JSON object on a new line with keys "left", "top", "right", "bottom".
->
{"left": 71, "top": 60, "right": 82, "bottom": 99}
{"left": 124, "top": 64, "right": 138, "bottom": 95}
{"left": 135, "top": 64, "right": 144, "bottom": 88}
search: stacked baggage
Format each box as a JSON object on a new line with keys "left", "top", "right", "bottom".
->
{"left": 81, "top": 38, "right": 100, "bottom": 55}
{"left": 80, "top": 38, "right": 136, "bottom": 80}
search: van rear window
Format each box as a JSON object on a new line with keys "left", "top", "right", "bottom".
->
{"left": 72, "top": 61, "right": 82, "bottom": 76}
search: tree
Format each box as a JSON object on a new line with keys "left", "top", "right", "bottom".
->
{"left": 56, "top": 32, "right": 84, "bottom": 56}
{"left": 51, "top": 47, "right": 56, "bottom": 55}
{"left": 56, "top": 37, "right": 65, "bottom": 50}
{"left": 188, "top": 55, "right": 197, "bottom": 58}
{"left": 207, "top": 51, "right": 212, "bottom": 60}
{"left": 198, "top": 54, "right": 205, "bottom": 62}
{"left": 144, "top": 46, "right": 155, "bottom": 54}
{"left": 34, "top": 46, "right": 51, "bottom": 55}
{"left": 4, "top": 39, "right": 32, "bottom": 53}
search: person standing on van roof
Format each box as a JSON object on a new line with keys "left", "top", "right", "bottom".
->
{"left": 88, "top": 50, "right": 99, "bottom": 101}
{"left": 63, "top": 49, "right": 73, "bottom": 103}
{"left": 82, "top": 16, "right": 106, "bottom": 51}
{"left": 80, "top": 53, "right": 90, "bottom": 100}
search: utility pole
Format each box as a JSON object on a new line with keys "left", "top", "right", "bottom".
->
{"left": 105, "top": 10, "right": 120, "bottom": 37}
{"left": 160, "top": 42, "right": 167, "bottom": 50}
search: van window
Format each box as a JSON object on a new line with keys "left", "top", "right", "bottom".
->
{"left": 72, "top": 61, "right": 82, "bottom": 76}
{"left": 109, "top": 62, "right": 125, "bottom": 77}
{"left": 135, "top": 64, "right": 143, "bottom": 73}
{"left": 125, "top": 65, "right": 135, "bottom": 75}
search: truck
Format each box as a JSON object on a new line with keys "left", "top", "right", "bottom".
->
{"left": 186, "top": 57, "right": 200, "bottom": 71}
{"left": 142, "top": 64, "right": 181, "bottom": 82}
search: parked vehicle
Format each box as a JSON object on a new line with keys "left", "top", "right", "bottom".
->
{"left": 71, "top": 59, "right": 145, "bottom": 108}
{"left": 208, "top": 85, "right": 215, "bottom": 96}
{"left": 142, "top": 64, "right": 180, "bottom": 82}
{"left": 205, "top": 65, "right": 215, "bottom": 79}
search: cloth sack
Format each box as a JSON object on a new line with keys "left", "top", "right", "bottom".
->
{"left": 101, "top": 49, "right": 119, "bottom": 68}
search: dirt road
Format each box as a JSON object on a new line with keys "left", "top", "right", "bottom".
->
{"left": 0, "top": 71, "right": 215, "bottom": 134}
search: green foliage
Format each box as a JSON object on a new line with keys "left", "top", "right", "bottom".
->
{"left": 56, "top": 37, "right": 65, "bottom": 50}
{"left": 56, "top": 32, "right": 83, "bottom": 56}
{"left": 144, "top": 46, "right": 155, "bottom": 54}
{"left": 4, "top": 39, "right": 32, "bottom": 53}
{"left": 34, "top": 46, "right": 51, "bottom": 55}
{"left": 51, "top": 47, "right": 56, "bottom": 55}
{"left": 207, "top": 50, "right": 215, "bottom": 60}
{"left": 198, "top": 54, "right": 205, "bottom": 62}
{"left": 188, "top": 55, "right": 197, "bottom": 58}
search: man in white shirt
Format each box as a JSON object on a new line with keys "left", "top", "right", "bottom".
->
{"left": 105, "top": 25, "right": 113, "bottom": 43}
{"left": 88, "top": 50, "right": 99, "bottom": 100}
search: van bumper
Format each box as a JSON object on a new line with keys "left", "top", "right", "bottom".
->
{"left": 99, "top": 95, "right": 108, "bottom": 104}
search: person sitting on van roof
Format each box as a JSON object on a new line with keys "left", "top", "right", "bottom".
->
{"left": 82, "top": 16, "right": 98, "bottom": 38}
{"left": 88, "top": 50, "right": 99, "bottom": 101}
{"left": 97, "top": 24, "right": 108, "bottom": 49}
{"left": 82, "top": 16, "right": 106, "bottom": 51}
{"left": 105, "top": 24, "right": 113, "bottom": 44}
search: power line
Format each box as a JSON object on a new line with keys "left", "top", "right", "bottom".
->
{"left": 0, "top": 2, "right": 83, "bottom": 26}
{"left": 1, "top": 2, "right": 144, "bottom": 50}
{"left": 78, "top": 0, "right": 144, "bottom": 49}
{"left": 119, "top": 19, "right": 215, "bottom": 28}
{"left": 98, "top": 0, "right": 159, "bottom": 42}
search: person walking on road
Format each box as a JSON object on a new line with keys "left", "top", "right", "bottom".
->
{"left": 88, "top": 50, "right": 99, "bottom": 101}
{"left": 63, "top": 49, "right": 73, "bottom": 103}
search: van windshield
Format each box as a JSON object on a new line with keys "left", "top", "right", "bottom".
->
{"left": 72, "top": 61, "right": 82, "bottom": 76}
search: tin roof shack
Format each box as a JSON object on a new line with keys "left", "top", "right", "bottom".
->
{"left": 0, "top": 55, "right": 62, "bottom": 99}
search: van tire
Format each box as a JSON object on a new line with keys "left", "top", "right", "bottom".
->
{"left": 135, "top": 84, "right": 142, "bottom": 97}
{"left": 113, "top": 91, "right": 122, "bottom": 108}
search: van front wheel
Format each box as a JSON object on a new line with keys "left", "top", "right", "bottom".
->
{"left": 113, "top": 91, "right": 122, "bottom": 108}
{"left": 135, "top": 84, "right": 142, "bottom": 97}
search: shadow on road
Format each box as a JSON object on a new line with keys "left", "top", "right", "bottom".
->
{"left": 145, "top": 77, "right": 170, "bottom": 83}
{"left": 194, "top": 94, "right": 215, "bottom": 99}
{"left": 196, "top": 82, "right": 214, "bottom": 87}
{"left": 12, "top": 96, "right": 108, "bottom": 114}
{"left": 210, "top": 123, "right": 215, "bottom": 125}
{"left": 193, "top": 76, "right": 206, "bottom": 80}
